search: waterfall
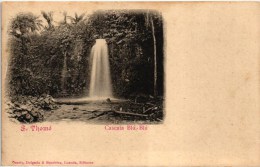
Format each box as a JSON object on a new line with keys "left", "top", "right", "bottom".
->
{"left": 89, "top": 39, "right": 113, "bottom": 99}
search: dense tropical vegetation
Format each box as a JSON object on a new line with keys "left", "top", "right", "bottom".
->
{"left": 7, "top": 10, "right": 164, "bottom": 99}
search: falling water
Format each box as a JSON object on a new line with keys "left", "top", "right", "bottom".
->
{"left": 89, "top": 39, "right": 113, "bottom": 99}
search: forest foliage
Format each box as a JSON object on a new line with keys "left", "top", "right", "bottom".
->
{"left": 7, "top": 10, "right": 164, "bottom": 99}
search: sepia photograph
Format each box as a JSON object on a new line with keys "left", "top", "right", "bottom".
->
{"left": 5, "top": 9, "right": 165, "bottom": 124}
{"left": 2, "top": 2, "right": 259, "bottom": 166}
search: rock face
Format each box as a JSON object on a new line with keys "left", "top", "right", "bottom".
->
{"left": 6, "top": 95, "right": 60, "bottom": 123}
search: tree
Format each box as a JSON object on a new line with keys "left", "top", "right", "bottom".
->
{"left": 59, "top": 12, "right": 68, "bottom": 25}
{"left": 68, "top": 13, "right": 85, "bottom": 24}
{"left": 9, "top": 13, "right": 44, "bottom": 95}
{"left": 10, "top": 12, "right": 43, "bottom": 38}
{"left": 10, "top": 13, "right": 43, "bottom": 68}
{"left": 145, "top": 11, "right": 158, "bottom": 97}
{"left": 41, "top": 11, "right": 54, "bottom": 30}
{"left": 150, "top": 15, "right": 157, "bottom": 97}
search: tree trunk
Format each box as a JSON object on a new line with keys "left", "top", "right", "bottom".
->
{"left": 150, "top": 16, "right": 157, "bottom": 97}
{"left": 61, "top": 52, "right": 67, "bottom": 94}
{"left": 21, "top": 36, "right": 26, "bottom": 68}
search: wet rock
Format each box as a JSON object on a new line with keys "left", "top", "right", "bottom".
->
{"left": 6, "top": 94, "right": 59, "bottom": 123}
{"left": 21, "top": 111, "right": 28, "bottom": 115}
{"left": 106, "top": 98, "right": 111, "bottom": 103}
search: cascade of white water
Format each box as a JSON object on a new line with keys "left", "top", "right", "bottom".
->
{"left": 89, "top": 39, "right": 113, "bottom": 99}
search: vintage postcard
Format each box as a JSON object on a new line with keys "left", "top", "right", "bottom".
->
{"left": 2, "top": 2, "right": 260, "bottom": 166}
